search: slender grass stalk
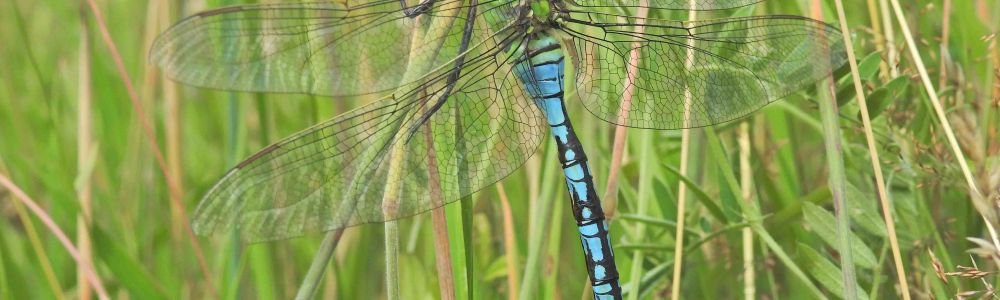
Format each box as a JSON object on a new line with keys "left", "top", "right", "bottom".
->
{"left": 939, "top": 0, "right": 952, "bottom": 90}
{"left": 702, "top": 128, "right": 828, "bottom": 299}
{"left": 10, "top": 187, "right": 65, "bottom": 300}
{"left": 294, "top": 230, "right": 345, "bottom": 300}
{"left": 809, "top": 2, "right": 857, "bottom": 298}
{"left": 626, "top": 128, "right": 653, "bottom": 300}
{"left": 76, "top": 4, "right": 94, "bottom": 300}
{"left": 159, "top": 6, "right": 185, "bottom": 242}
{"left": 381, "top": 140, "right": 409, "bottom": 300}
{"left": 669, "top": 3, "right": 697, "bottom": 299}
{"left": 831, "top": 1, "right": 911, "bottom": 298}
{"left": 426, "top": 126, "right": 456, "bottom": 300}
{"left": 82, "top": 1, "right": 216, "bottom": 292}
{"left": 887, "top": 0, "right": 987, "bottom": 204}
{"left": 738, "top": 122, "right": 755, "bottom": 300}
{"left": 497, "top": 183, "right": 520, "bottom": 300}
{"left": 619, "top": 4, "right": 650, "bottom": 300}
{"left": 0, "top": 173, "right": 109, "bottom": 300}
{"left": 518, "top": 142, "right": 558, "bottom": 300}
{"left": 878, "top": 0, "right": 899, "bottom": 78}
{"left": 864, "top": 0, "right": 889, "bottom": 81}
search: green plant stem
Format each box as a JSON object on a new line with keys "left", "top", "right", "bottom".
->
{"left": 704, "top": 127, "right": 829, "bottom": 300}
{"left": 294, "top": 230, "right": 345, "bottom": 300}
{"left": 518, "top": 143, "right": 557, "bottom": 300}
{"left": 832, "top": 0, "right": 911, "bottom": 297}
{"left": 816, "top": 58, "right": 858, "bottom": 300}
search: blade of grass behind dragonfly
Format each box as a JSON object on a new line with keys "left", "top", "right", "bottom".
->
{"left": 809, "top": 1, "right": 857, "bottom": 297}
{"left": 702, "top": 126, "right": 828, "bottom": 300}
{"left": 518, "top": 141, "right": 559, "bottom": 300}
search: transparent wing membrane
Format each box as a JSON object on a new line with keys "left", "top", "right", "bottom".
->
{"left": 156, "top": 0, "right": 849, "bottom": 242}
{"left": 564, "top": 14, "right": 847, "bottom": 129}
{"left": 150, "top": 0, "right": 514, "bottom": 97}
{"left": 191, "top": 3, "right": 542, "bottom": 242}
{"left": 566, "top": 0, "right": 761, "bottom": 10}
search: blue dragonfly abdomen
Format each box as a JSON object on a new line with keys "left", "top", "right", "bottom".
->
{"left": 515, "top": 32, "right": 622, "bottom": 300}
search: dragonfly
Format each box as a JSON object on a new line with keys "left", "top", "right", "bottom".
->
{"left": 151, "top": 0, "right": 846, "bottom": 298}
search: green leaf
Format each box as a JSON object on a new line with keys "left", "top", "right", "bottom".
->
{"left": 662, "top": 163, "right": 729, "bottom": 224}
{"left": 845, "top": 183, "right": 888, "bottom": 237}
{"left": 802, "top": 202, "right": 879, "bottom": 269}
{"left": 798, "top": 243, "right": 870, "bottom": 300}
{"left": 92, "top": 227, "right": 168, "bottom": 300}
{"left": 857, "top": 52, "right": 883, "bottom": 80}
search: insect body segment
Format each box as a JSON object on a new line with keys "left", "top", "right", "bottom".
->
{"left": 515, "top": 32, "right": 622, "bottom": 299}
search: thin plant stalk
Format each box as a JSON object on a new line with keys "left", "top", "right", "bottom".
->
{"left": 620, "top": 3, "right": 649, "bottom": 300}
{"left": 518, "top": 142, "right": 558, "bottom": 300}
{"left": 626, "top": 126, "right": 654, "bottom": 300}
{"left": 863, "top": 0, "right": 889, "bottom": 81}
{"left": 702, "top": 128, "right": 829, "bottom": 299}
{"left": 738, "top": 122, "right": 754, "bottom": 300}
{"left": 878, "top": 0, "right": 899, "bottom": 78}
{"left": 832, "top": 0, "right": 912, "bottom": 298}
{"left": 497, "top": 183, "right": 520, "bottom": 300}
{"left": 0, "top": 174, "right": 109, "bottom": 300}
{"left": 10, "top": 185, "right": 65, "bottom": 300}
{"left": 426, "top": 125, "right": 456, "bottom": 300}
{"left": 76, "top": 3, "right": 94, "bottom": 300}
{"left": 294, "top": 229, "right": 346, "bottom": 300}
{"left": 669, "top": 3, "right": 697, "bottom": 299}
{"left": 810, "top": 2, "right": 857, "bottom": 298}
{"left": 82, "top": 0, "right": 216, "bottom": 291}
{"left": 939, "top": 0, "right": 952, "bottom": 90}
{"left": 603, "top": 1, "right": 648, "bottom": 218}
{"left": 381, "top": 136, "right": 409, "bottom": 300}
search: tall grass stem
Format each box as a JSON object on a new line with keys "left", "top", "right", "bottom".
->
{"left": 82, "top": 1, "right": 215, "bottom": 292}
{"left": 0, "top": 174, "right": 109, "bottom": 300}
{"left": 832, "top": 0, "right": 912, "bottom": 297}
{"left": 669, "top": 3, "right": 697, "bottom": 299}
{"left": 76, "top": 3, "right": 94, "bottom": 299}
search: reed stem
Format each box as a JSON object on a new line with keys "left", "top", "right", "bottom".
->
{"left": 76, "top": 3, "right": 94, "bottom": 299}
{"left": 294, "top": 230, "right": 345, "bottom": 300}
{"left": 738, "top": 123, "right": 755, "bottom": 300}
{"left": 669, "top": 3, "right": 697, "bottom": 299}
{"left": 831, "top": 1, "right": 911, "bottom": 298}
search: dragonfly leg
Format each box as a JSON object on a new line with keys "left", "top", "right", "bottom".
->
{"left": 399, "top": 0, "right": 436, "bottom": 18}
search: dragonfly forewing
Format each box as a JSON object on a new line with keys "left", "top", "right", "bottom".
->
{"left": 150, "top": 0, "right": 506, "bottom": 97}
{"left": 565, "top": 0, "right": 761, "bottom": 11}
{"left": 191, "top": 2, "right": 543, "bottom": 242}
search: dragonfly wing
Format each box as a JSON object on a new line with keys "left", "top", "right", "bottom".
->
{"left": 563, "top": 15, "right": 847, "bottom": 129}
{"left": 192, "top": 24, "right": 542, "bottom": 242}
{"left": 565, "top": 0, "right": 761, "bottom": 10}
{"left": 150, "top": 0, "right": 511, "bottom": 96}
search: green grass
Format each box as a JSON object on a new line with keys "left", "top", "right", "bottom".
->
{"left": 1, "top": 0, "right": 999, "bottom": 299}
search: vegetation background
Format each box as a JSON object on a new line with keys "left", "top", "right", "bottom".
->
{"left": 1, "top": 0, "right": 998, "bottom": 299}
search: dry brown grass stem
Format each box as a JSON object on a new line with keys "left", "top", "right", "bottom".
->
{"left": 879, "top": 0, "right": 900, "bottom": 78}
{"left": 738, "top": 123, "right": 755, "bottom": 300}
{"left": 939, "top": 0, "right": 952, "bottom": 90}
{"left": 865, "top": 0, "right": 890, "bottom": 81}
{"left": 0, "top": 173, "right": 109, "bottom": 300}
{"left": 670, "top": 2, "right": 697, "bottom": 299}
{"left": 832, "top": 1, "right": 912, "bottom": 298}
{"left": 82, "top": 0, "right": 216, "bottom": 295}
{"left": 76, "top": 3, "right": 94, "bottom": 300}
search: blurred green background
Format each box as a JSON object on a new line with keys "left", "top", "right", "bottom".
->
{"left": 1, "top": 0, "right": 998, "bottom": 299}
